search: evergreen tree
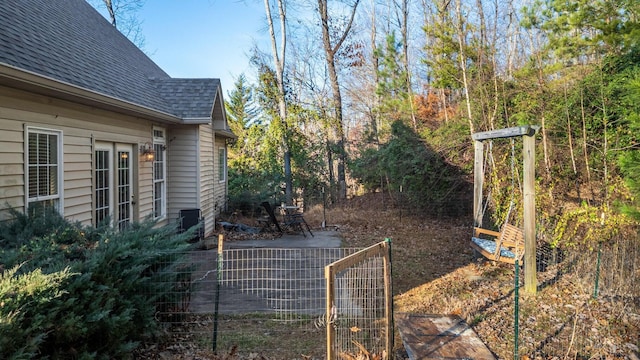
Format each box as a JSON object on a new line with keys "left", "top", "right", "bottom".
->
{"left": 225, "top": 73, "right": 260, "bottom": 160}
{"left": 375, "top": 32, "right": 411, "bottom": 137}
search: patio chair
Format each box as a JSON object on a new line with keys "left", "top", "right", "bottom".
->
{"left": 280, "top": 205, "right": 314, "bottom": 237}
{"left": 259, "top": 201, "right": 283, "bottom": 234}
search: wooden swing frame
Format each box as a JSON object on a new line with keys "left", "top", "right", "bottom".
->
{"left": 472, "top": 125, "right": 539, "bottom": 292}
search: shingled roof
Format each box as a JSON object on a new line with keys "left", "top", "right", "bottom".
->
{"left": 0, "top": 0, "right": 222, "bottom": 124}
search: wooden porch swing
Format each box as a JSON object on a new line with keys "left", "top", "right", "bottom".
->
{"left": 471, "top": 223, "right": 525, "bottom": 264}
{"left": 471, "top": 126, "right": 537, "bottom": 272}
{"left": 470, "top": 137, "right": 525, "bottom": 264}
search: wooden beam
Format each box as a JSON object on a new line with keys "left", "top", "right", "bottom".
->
{"left": 326, "top": 242, "right": 388, "bottom": 273}
{"left": 471, "top": 125, "right": 537, "bottom": 141}
{"left": 325, "top": 265, "right": 335, "bottom": 360}
{"left": 523, "top": 133, "right": 537, "bottom": 293}
{"left": 474, "top": 140, "right": 484, "bottom": 227}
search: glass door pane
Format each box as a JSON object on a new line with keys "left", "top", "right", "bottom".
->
{"left": 95, "top": 148, "right": 111, "bottom": 226}
{"left": 116, "top": 145, "right": 132, "bottom": 230}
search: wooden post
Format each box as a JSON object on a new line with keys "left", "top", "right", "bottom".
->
{"left": 325, "top": 265, "right": 335, "bottom": 360}
{"left": 523, "top": 133, "right": 537, "bottom": 293}
{"left": 473, "top": 140, "right": 484, "bottom": 227}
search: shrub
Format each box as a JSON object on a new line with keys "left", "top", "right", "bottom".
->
{"left": 0, "top": 264, "right": 74, "bottom": 359}
{"left": 0, "top": 210, "right": 193, "bottom": 358}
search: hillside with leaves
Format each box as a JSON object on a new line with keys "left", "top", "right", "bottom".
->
{"left": 223, "top": 0, "right": 640, "bottom": 253}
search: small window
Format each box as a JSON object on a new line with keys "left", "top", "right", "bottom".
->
{"left": 218, "top": 147, "right": 226, "bottom": 182}
{"left": 153, "top": 129, "right": 164, "bottom": 140}
{"left": 26, "top": 127, "right": 62, "bottom": 213}
{"left": 153, "top": 128, "right": 167, "bottom": 219}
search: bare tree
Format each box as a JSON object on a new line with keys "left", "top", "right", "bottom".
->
{"left": 454, "top": 0, "right": 474, "bottom": 134}
{"left": 392, "top": 0, "right": 417, "bottom": 130}
{"left": 90, "top": 0, "right": 146, "bottom": 48}
{"left": 264, "top": 0, "right": 294, "bottom": 204}
{"left": 317, "top": 0, "right": 361, "bottom": 201}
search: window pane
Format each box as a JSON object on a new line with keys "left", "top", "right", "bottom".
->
{"left": 152, "top": 141, "right": 165, "bottom": 218}
{"left": 38, "top": 133, "right": 48, "bottom": 165}
{"left": 95, "top": 150, "right": 110, "bottom": 226}
{"left": 218, "top": 148, "right": 225, "bottom": 181}
{"left": 48, "top": 134, "right": 58, "bottom": 164}
{"left": 28, "top": 166, "right": 37, "bottom": 197}
{"left": 28, "top": 133, "right": 37, "bottom": 164}
{"left": 38, "top": 167, "right": 48, "bottom": 196}
{"left": 154, "top": 182, "right": 163, "bottom": 218}
{"left": 49, "top": 165, "right": 58, "bottom": 195}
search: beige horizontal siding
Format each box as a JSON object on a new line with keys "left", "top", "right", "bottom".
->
{"left": 0, "top": 85, "right": 156, "bottom": 225}
{"left": 167, "top": 126, "right": 199, "bottom": 225}
{"left": 199, "top": 124, "right": 215, "bottom": 235}
{"left": 0, "top": 118, "right": 25, "bottom": 221}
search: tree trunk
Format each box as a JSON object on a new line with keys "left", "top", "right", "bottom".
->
{"left": 455, "top": 0, "right": 475, "bottom": 134}
{"left": 371, "top": 0, "right": 381, "bottom": 145}
{"left": 399, "top": 0, "right": 417, "bottom": 130}
{"left": 104, "top": 0, "right": 117, "bottom": 26}
{"left": 264, "top": 0, "right": 293, "bottom": 204}
{"left": 317, "top": 0, "right": 361, "bottom": 200}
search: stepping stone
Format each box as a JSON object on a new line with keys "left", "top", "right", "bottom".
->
{"left": 396, "top": 313, "right": 495, "bottom": 360}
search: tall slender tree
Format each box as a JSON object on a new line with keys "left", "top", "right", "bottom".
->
{"left": 263, "top": 0, "right": 293, "bottom": 204}
{"left": 317, "top": 0, "right": 361, "bottom": 201}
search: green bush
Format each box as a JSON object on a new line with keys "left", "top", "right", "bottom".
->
{"left": 0, "top": 264, "right": 74, "bottom": 359}
{"left": 0, "top": 209, "right": 193, "bottom": 359}
{"left": 349, "top": 120, "right": 471, "bottom": 215}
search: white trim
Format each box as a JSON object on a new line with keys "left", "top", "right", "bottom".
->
{"left": 152, "top": 127, "right": 167, "bottom": 220}
{"left": 24, "top": 126, "right": 64, "bottom": 214}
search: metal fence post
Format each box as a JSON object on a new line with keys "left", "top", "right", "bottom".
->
{"left": 212, "top": 234, "right": 224, "bottom": 353}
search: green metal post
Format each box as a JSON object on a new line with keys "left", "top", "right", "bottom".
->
{"left": 593, "top": 242, "right": 602, "bottom": 299}
{"left": 212, "top": 235, "right": 224, "bottom": 352}
{"left": 385, "top": 238, "right": 394, "bottom": 356}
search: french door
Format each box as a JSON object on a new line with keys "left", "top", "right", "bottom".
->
{"left": 95, "top": 142, "right": 133, "bottom": 230}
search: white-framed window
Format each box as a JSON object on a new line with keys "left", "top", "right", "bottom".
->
{"left": 153, "top": 128, "right": 167, "bottom": 219}
{"left": 218, "top": 147, "right": 226, "bottom": 182}
{"left": 26, "top": 127, "right": 63, "bottom": 213}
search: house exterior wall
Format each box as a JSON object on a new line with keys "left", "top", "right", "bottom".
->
{"left": 0, "top": 85, "right": 156, "bottom": 224}
{"left": 199, "top": 124, "right": 215, "bottom": 235}
{"left": 166, "top": 125, "right": 199, "bottom": 228}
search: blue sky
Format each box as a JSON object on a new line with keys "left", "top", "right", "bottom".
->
{"left": 120, "top": 1, "right": 268, "bottom": 94}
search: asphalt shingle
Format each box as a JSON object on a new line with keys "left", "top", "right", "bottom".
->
{"left": 0, "top": 0, "right": 218, "bottom": 121}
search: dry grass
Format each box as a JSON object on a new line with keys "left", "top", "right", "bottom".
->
{"left": 308, "top": 198, "right": 639, "bottom": 359}
{"left": 139, "top": 196, "right": 639, "bottom": 359}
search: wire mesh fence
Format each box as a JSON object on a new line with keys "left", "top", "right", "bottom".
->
{"left": 510, "top": 232, "right": 640, "bottom": 357}
{"left": 150, "top": 244, "right": 364, "bottom": 358}
{"left": 533, "top": 233, "right": 640, "bottom": 297}
{"left": 325, "top": 240, "right": 393, "bottom": 360}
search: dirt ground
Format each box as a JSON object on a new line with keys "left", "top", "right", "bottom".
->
{"left": 136, "top": 197, "right": 640, "bottom": 359}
